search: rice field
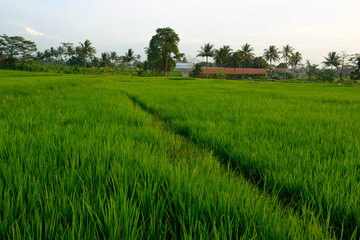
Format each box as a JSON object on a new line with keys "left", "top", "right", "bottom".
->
{"left": 0, "top": 70, "right": 359, "bottom": 239}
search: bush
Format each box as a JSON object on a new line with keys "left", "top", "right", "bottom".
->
{"left": 317, "top": 69, "right": 336, "bottom": 83}
{"left": 216, "top": 70, "right": 227, "bottom": 79}
{"left": 190, "top": 64, "right": 202, "bottom": 78}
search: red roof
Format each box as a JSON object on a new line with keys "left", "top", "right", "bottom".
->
{"left": 201, "top": 67, "right": 287, "bottom": 75}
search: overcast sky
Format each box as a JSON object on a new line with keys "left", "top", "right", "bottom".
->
{"left": 1, "top": 0, "right": 359, "bottom": 65}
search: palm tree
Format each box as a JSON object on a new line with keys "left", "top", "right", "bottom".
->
{"left": 62, "top": 42, "right": 75, "bottom": 60}
{"left": 281, "top": 44, "right": 294, "bottom": 79}
{"left": 231, "top": 50, "right": 242, "bottom": 79}
{"left": 289, "top": 52, "right": 302, "bottom": 78}
{"left": 253, "top": 56, "right": 268, "bottom": 69}
{"left": 213, "top": 49, "right": 221, "bottom": 71}
{"left": 263, "top": 45, "right": 280, "bottom": 66}
{"left": 240, "top": 43, "right": 255, "bottom": 79}
{"left": 49, "top": 47, "right": 58, "bottom": 61}
{"left": 121, "top": 49, "right": 136, "bottom": 69}
{"left": 43, "top": 49, "right": 51, "bottom": 62}
{"left": 36, "top": 51, "right": 44, "bottom": 62}
{"left": 323, "top": 52, "right": 340, "bottom": 69}
{"left": 142, "top": 60, "right": 149, "bottom": 76}
{"left": 197, "top": 43, "right": 215, "bottom": 78}
{"left": 79, "top": 40, "right": 96, "bottom": 68}
{"left": 57, "top": 46, "right": 64, "bottom": 62}
{"left": 306, "top": 60, "right": 318, "bottom": 80}
{"left": 110, "top": 51, "right": 119, "bottom": 66}
{"left": 214, "top": 45, "right": 233, "bottom": 70}
{"left": 98, "top": 52, "right": 112, "bottom": 68}
{"left": 75, "top": 46, "right": 82, "bottom": 56}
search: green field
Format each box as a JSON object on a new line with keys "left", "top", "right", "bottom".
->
{"left": 1, "top": 70, "right": 359, "bottom": 239}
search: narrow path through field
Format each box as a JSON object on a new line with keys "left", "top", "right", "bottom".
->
{"left": 124, "top": 92, "right": 332, "bottom": 238}
{"left": 126, "top": 93, "right": 285, "bottom": 203}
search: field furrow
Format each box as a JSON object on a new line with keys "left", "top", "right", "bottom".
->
{"left": 0, "top": 71, "right": 331, "bottom": 239}
{"left": 119, "top": 77, "right": 360, "bottom": 239}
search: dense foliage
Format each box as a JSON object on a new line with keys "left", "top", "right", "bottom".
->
{"left": 146, "top": 27, "right": 181, "bottom": 76}
{"left": 0, "top": 35, "right": 37, "bottom": 69}
{"left": 1, "top": 31, "right": 360, "bottom": 81}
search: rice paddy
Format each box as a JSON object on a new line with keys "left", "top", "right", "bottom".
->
{"left": 1, "top": 70, "right": 359, "bottom": 239}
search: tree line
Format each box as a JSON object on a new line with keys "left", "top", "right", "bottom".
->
{"left": 196, "top": 43, "right": 360, "bottom": 82}
{"left": 1, "top": 28, "right": 360, "bottom": 81}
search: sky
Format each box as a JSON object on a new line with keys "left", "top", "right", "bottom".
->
{"left": 1, "top": 0, "right": 359, "bottom": 65}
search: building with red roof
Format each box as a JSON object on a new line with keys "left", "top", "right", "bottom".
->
{"left": 201, "top": 67, "right": 287, "bottom": 75}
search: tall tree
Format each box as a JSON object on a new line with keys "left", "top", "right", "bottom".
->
{"left": 214, "top": 45, "right": 233, "bottom": 69}
{"left": 289, "top": 52, "right": 302, "bottom": 78}
{"left": 231, "top": 50, "right": 242, "bottom": 79}
{"left": 110, "top": 51, "right": 119, "bottom": 66}
{"left": 148, "top": 27, "right": 180, "bottom": 77}
{"left": 145, "top": 41, "right": 162, "bottom": 76}
{"left": 339, "top": 51, "right": 349, "bottom": 83}
{"left": 142, "top": 60, "right": 149, "bottom": 76}
{"left": 57, "top": 46, "right": 65, "bottom": 62}
{"left": 0, "top": 35, "right": 37, "bottom": 61}
{"left": 350, "top": 56, "right": 360, "bottom": 82}
{"left": 49, "top": 47, "right": 58, "bottom": 61}
{"left": 253, "top": 56, "right": 268, "bottom": 69}
{"left": 306, "top": 60, "right": 318, "bottom": 80}
{"left": 197, "top": 43, "right": 215, "bottom": 78}
{"left": 281, "top": 44, "right": 294, "bottom": 79}
{"left": 322, "top": 52, "right": 340, "bottom": 70}
{"left": 263, "top": 45, "right": 280, "bottom": 66}
{"left": 240, "top": 43, "right": 255, "bottom": 79}
{"left": 62, "top": 42, "right": 75, "bottom": 60}
{"left": 43, "top": 49, "right": 51, "bottom": 62}
{"left": 98, "top": 52, "right": 112, "bottom": 68}
{"left": 36, "top": 51, "right": 44, "bottom": 62}
{"left": 121, "top": 49, "right": 136, "bottom": 69}
{"left": 79, "top": 40, "right": 96, "bottom": 68}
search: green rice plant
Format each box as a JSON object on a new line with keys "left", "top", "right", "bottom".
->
{"left": 0, "top": 70, "right": 328, "bottom": 239}
{"left": 121, "top": 77, "right": 360, "bottom": 239}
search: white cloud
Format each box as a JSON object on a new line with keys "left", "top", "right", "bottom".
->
{"left": 26, "top": 27, "right": 43, "bottom": 36}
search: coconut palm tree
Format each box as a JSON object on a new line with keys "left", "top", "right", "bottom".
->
{"left": 240, "top": 43, "right": 255, "bottom": 79}
{"left": 36, "top": 51, "right": 44, "bottom": 62}
{"left": 142, "top": 60, "right": 149, "bottom": 76}
{"left": 214, "top": 45, "right": 233, "bottom": 70}
{"left": 121, "top": 49, "right": 136, "bottom": 69}
{"left": 263, "top": 45, "right": 280, "bottom": 66}
{"left": 62, "top": 42, "right": 75, "bottom": 60}
{"left": 79, "top": 39, "right": 96, "bottom": 68}
{"left": 322, "top": 52, "right": 340, "bottom": 69}
{"left": 43, "top": 49, "right": 51, "bottom": 62}
{"left": 57, "top": 46, "right": 65, "bottom": 62}
{"left": 281, "top": 44, "right": 294, "bottom": 79}
{"left": 98, "top": 52, "right": 112, "bottom": 68}
{"left": 289, "top": 52, "right": 302, "bottom": 78}
{"left": 49, "top": 47, "right": 58, "bottom": 61}
{"left": 197, "top": 43, "right": 215, "bottom": 78}
{"left": 110, "top": 51, "right": 119, "bottom": 66}
{"left": 231, "top": 50, "right": 242, "bottom": 79}
{"left": 306, "top": 60, "right": 318, "bottom": 80}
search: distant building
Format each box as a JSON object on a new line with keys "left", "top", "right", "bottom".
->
{"left": 201, "top": 67, "right": 287, "bottom": 75}
{"left": 174, "top": 63, "right": 194, "bottom": 72}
